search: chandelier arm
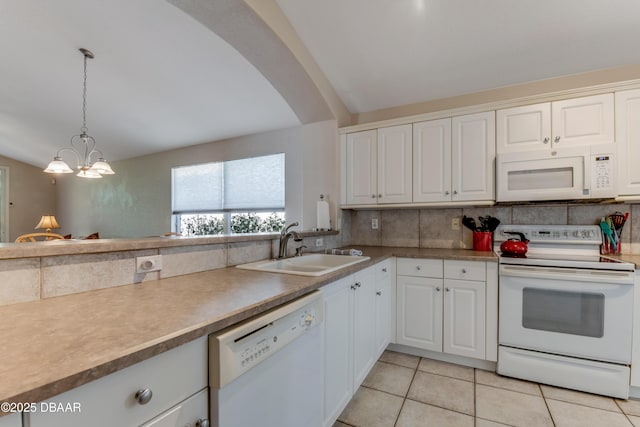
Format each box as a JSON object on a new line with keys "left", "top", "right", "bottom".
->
{"left": 55, "top": 147, "right": 83, "bottom": 168}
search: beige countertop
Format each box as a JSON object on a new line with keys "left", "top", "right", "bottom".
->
{"left": 4, "top": 244, "right": 620, "bottom": 410}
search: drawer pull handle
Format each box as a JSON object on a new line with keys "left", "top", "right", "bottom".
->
{"left": 376, "top": 291, "right": 382, "bottom": 296}
{"left": 196, "top": 419, "right": 211, "bottom": 427}
{"left": 382, "top": 268, "right": 387, "bottom": 272}
{"left": 135, "top": 388, "right": 153, "bottom": 405}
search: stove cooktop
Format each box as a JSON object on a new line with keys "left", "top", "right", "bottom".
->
{"left": 498, "top": 251, "right": 635, "bottom": 271}
{"left": 494, "top": 224, "right": 635, "bottom": 272}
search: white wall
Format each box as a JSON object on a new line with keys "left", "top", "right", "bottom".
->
{"left": 56, "top": 120, "right": 339, "bottom": 238}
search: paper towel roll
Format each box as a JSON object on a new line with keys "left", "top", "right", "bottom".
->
{"left": 317, "top": 199, "right": 330, "bottom": 230}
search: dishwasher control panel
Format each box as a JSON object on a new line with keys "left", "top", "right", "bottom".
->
{"left": 209, "top": 291, "right": 323, "bottom": 388}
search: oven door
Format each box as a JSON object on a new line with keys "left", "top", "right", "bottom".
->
{"left": 499, "top": 264, "right": 634, "bottom": 364}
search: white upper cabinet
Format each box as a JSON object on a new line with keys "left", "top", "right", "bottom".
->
{"left": 451, "top": 111, "right": 496, "bottom": 202}
{"left": 346, "top": 130, "right": 377, "bottom": 205}
{"left": 615, "top": 89, "right": 640, "bottom": 198}
{"left": 497, "top": 103, "right": 551, "bottom": 152}
{"left": 497, "top": 94, "right": 614, "bottom": 154}
{"left": 413, "top": 118, "right": 452, "bottom": 202}
{"left": 345, "top": 125, "right": 412, "bottom": 205}
{"left": 377, "top": 124, "right": 413, "bottom": 203}
{"left": 552, "top": 94, "right": 614, "bottom": 147}
{"left": 413, "top": 112, "right": 495, "bottom": 203}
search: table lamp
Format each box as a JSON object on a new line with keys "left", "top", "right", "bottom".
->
{"left": 35, "top": 215, "right": 60, "bottom": 233}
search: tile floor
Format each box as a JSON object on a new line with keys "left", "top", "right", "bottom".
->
{"left": 334, "top": 350, "right": 640, "bottom": 427}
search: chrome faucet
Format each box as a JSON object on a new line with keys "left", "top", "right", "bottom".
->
{"left": 278, "top": 222, "right": 302, "bottom": 258}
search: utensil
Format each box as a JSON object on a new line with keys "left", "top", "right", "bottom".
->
{"left": 462, "top": 216, "right": 477, "bottom": 232}
{"left": 500, "top": 232, "right": 529, "bottom": 256}
{"left": 486, "top": 216, "right": 501, "bottom": 232}
{"left": 605, "top": 216, "right": 617, "bottom": 248}
{"left": 599, "top": 218, "right": 615, "bottom": 254}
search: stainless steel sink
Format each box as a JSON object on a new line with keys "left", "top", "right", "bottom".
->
{"left": 236, "top": 253, "right": 370, "bottom": 276}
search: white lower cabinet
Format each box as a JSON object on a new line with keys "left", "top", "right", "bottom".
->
{"left": 29, "top": 337, "right": 209, "bottom": 427}
{"left": 0, "top": 413, "right": 20, "bottom": 427}
{"left": 396, "top": 258, "right": 493, "bottom": 361}
{"left": 374, "top": 259, "right": 392, "bottom": 356}
{"left": 322, "top": 261, "right": 391, "bottom": 427}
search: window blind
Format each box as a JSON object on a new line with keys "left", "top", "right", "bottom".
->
{"left": 172, "top": 153, "right": 285, "bottom": 214}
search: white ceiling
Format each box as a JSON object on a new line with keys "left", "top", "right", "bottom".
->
{"left": 0, "top": 0, "right": 300, "bottom": 167}
{"left": 2, "top": 0, "right": 640, "bottom": 169}
{"left": 277, "top": 0, "right": 640, "bottom": 113}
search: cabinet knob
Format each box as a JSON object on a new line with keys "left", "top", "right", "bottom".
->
{"left": 355, "top": 282, "right": 361, "bottom": 288}
{"left": 453, "top": 190, "right": 458, "bottom": 195}
{"left": 543, "top": 137, "right": 550, "bottom": 144}
{"left": 416, "top": 265, "right": 421, "bottom": 271}
{"left": 461, "top": 268, "right": 467, "bottom": 274}
{"left": 436, "top": 287, "right": 441, "bottom": 292}
{"left": 445, "top": 288, "right": 451, "bottom": 292}
{"left": 196, "top": 419, "right": 210, "bottom": 427}
{"left": 444, "top": 190, "right": 450, "bottom": 195}
{"left": 554, "top": 136, "right": 561, "bottom": 143}
{"left": 134, "top": 388, "right": 153, "bottom": 405}
{"left": 378, "top": 194, "right": 382, "bottom": 198}
{"left": 371, "top": 194, "right": 376, "bottom": 199}
{"left": 350, "top": 284, "right": 357, "bottom": 290}
{"left": 376, "top": 291, "right": 382, "bottom": 296}
{"left": 382, "top": 267, "right": 387, "bottom": 273}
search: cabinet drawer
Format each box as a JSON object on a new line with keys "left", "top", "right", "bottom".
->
{"left": 376, "top": 259, "right": 392, "bottom": 282}
{"left": 397, "top": 258, "right": 442, "bottom": 278}
{"left": 444, "top": 260, "right": 485, "bottom": 281}
{"left": 30, "top": 337, "right": 208, "bottom": 427}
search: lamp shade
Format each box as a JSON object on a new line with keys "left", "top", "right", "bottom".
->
{"left": 35, "top": 215, "right": 60, "bottom": 232}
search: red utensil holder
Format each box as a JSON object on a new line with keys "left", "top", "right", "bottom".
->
{"left": 473, "top": 231, "right": 493, "bottom": 251}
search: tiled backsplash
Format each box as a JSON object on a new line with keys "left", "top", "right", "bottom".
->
{"left": 347, "top": 203, "right": 640, "bottom": 253}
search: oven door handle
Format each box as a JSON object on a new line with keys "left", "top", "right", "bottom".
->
{"left": 499, "top": 264, "right": 634, "bottom": 285}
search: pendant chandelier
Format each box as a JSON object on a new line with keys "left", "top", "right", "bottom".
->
{"left": 44, "top": 48, "right": 114, "bottom": 179}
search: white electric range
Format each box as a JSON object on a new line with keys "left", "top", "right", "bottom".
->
{"left": 494, "top": 224, "right": 635, "bottom": 399}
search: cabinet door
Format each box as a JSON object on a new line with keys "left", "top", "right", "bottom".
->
{"left": 378, "top": 124, "right": 412, "bottom": 203}
{"left": 352, "top": 266, "right": 377, "bottom": 390}
{"left": 396, "top": 275, "right": 442, "bottom": 352}
{"left": 551, "top": 93, "right": 614, "bottom": 147}
{"left": 443, "top": 279, "right": 486, "bottom": 360}
{"left": 346, "top": 130, "right": 377, "bottom": 205}
{"left": 496, "top": 103, "right": 551, "bottom": 153}
{"left": 0, "top": 413, "right": 20, "bottom": 427}
{"left": 321, "top": 276, "right": 354, "bottom": 427}
{"left": 615, "top": 89, "right": 640, "bottom": 196}
{"left": 374, "top": 267, "right": 391, "bottom": 358}
{"left": 451, "top": 111, "right": 495, "bottom": 202}
{"left": 413, "top": 118, "right": 452, "bottom": 202}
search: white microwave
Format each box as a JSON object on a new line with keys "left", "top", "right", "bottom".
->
{"left": 496, "top": 145, "right": 616, "bottom": 202}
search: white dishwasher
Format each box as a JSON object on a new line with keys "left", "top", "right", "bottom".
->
{"left": 209, "top": 291, "right": 323, "bottom": 427}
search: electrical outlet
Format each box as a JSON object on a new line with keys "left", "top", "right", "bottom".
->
{"left": 136, "top": 255, "right": 162, "bottom": 274}
{"left": 315, "top": 238, "right": 323, "bottom": 247}
{"left": 371, "top": 218, "right": 379, "bottom": 229}
{"left": 451, "top": 217, "right": 460, "bottom": 230}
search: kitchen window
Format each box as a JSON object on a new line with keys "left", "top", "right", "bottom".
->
{"left": 171, "top": 153, "right": 285, "bottom": 235}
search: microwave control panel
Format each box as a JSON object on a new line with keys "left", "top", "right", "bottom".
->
{"left": 590, "top": 152, "right": 615, "bottom": 197}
